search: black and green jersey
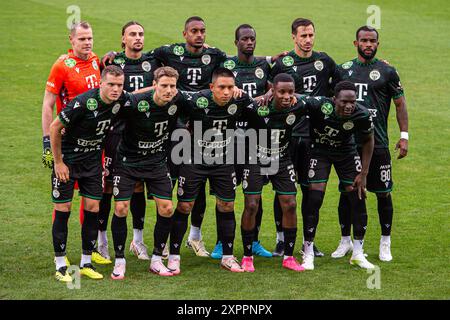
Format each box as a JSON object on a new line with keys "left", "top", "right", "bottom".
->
{"left": 270, "top": 50, "right": 339, "bottom": 137}
{"left": 184, "top": 90, "right": 257, "bottom": 166}
{"left": 106, "top": 51, "right": 161, "bottom": 134}
{"left": 58, "top": 88, "right": 129, "bottom": 164}
{"left": 245, "top": 94, "right": 307, "bottom": 164}
{"left": 221, "top": 56, "right": 271, "bottom": 131}
{"left": 302, "top": 96, "right": 374, "bottom": 156}
{"left": 117, "top": 90, "right": 187, "bottom": 167}
{"left": 337, "top": 58, "right": 404, "bottom": 149}
{"left": 106, "top": 51, "right": 161, "bottom": 92}
{"left": 151, "top": 43, "right": 227, "bottom": 91}
{"left": 221, "top": 56, "right": 270, "bottom": 98}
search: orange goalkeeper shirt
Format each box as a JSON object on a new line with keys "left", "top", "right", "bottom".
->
{"left": 46, "top": 49, "right": 101, "bottom": 113}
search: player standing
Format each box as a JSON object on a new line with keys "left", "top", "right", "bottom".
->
{"left": 97, "top": 21, "right": 161, "bottom": 263}
{"left": 300, "top": 81, "right": 375, "bottom": 270}
{"left": 331, "top": 26, "right": 408, "bottom": 262}
{"left": 49, "top": 66, "right": 127, "bottom": 281}
{"left": 269, "top": 18, "right": 339, "bottom": 257}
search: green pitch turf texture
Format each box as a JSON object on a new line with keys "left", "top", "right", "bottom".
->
{"left": 0, "top": 0, "right": 449, "bottom": 300}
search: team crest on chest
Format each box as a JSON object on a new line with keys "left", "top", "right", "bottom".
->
{"left": 343, "top": 121, "right": 354, "bottom": 130}
{"left": 142, "top": 61, "right": 151, "bottom": 72}
{"left": 92, "top": 60, "right": 99, "bottom": 70}
{"left": 173, "top": 45, "right": 185, "bottom": 56}
{"left": 196, "top": 97, "right": 209, "bottom": 108}
{"left": 202, "top": 54, "right": 211, "bottom": 65}
{"left": 86, "top": 98, "right": 98, "bottom": 111}
{"left": 286, "top": 113, "right": 296, "bottom": 125}
{"left": 112, "top": 103, "right": 121, "bottom": 114}
{"left": 168, "top": 104, "right": 177, "bottom": 115}
{"left": 228, "top": 104, "right": 238, "bottom": 115}
{"left": 255, "top": 67, "right": 264, "bottom": 79}
{"left": 138, "top": 100, "right": 150, "bottom": 112}
{"left": 257, "top": 106, "right": 270, "bottom": 117}
{"left": 282, "top": 56, "right": 294, "bottom": 67}
{"left": 341, "top": 61, "right": 353, "bottom": 69}
{"left": 370, "top": 70, "right": 381, "bottom": 81}
{"left": 314, "top": 60, "right": 324, "bottom": 71}
{"left": 114, "top": 57, "right": 125, "bottom": 65}
{"left": 224, "top": 60, "right": 236, "bottom": 70}
{"left": 321, "top": 103, "right": 333, "bottom": 115}
{"left": 64, "top": 58, "right": 76, "bottom": 68}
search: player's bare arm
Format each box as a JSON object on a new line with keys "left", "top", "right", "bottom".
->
{"left": 394, "top": 95, "right": 409, "bottom": 159}
{"left": 353, "top": 133, "right": 374, "bottom": 199}
{"left": 49, "top": 117, "right": 69, "bottom": 183}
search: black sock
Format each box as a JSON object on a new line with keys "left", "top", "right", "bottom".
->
{"left": 273, "top": 196, "right": 283, "bottom": 233}
{"left": 241, "top": 226, "right": 254, "bottom": 257}
{"left": 300, "top": 185, "right": 309, "bottom": 219}
{"left": 253, "top": 197, "right": 263, "bottom": 242}
{"left": 153, "top": 214, "right": 172, "bottom": 256}
{"left": 98, "top": 193, "right": 112, "bottom": 232}
{"left": 377, "top": 195, "right": 393, "bottom": 236}
{"left": 215, "top": 206, "right": 220, "bottom": 244}
{"left": 53, "top": 210, "right": 70, "bottom": 256}
{"left": 191, "top": 185, "right": 206, "bottom": 228}
{"left": 338, "top": 193, "right": 352, "bottom": 237}
{"left": 303, "top": 190, "right": 325, "bottom": 242}
{"left": 131, "top": 192, "right": 146, "bottom": 230}
{"left": 81, "top": 210, "right": 99, "bottom": 255}
{"left": 217, "top": 207, "right": 236, "bottom": 256}
{"left": 111, "top": 214, "right": 127, "bottom": 258}
{"left": 347, "top": 191, "right": 368, "bottom": 240}
{"left": 283, "top": 227, "right": 297, "bottom": 256}
{"left": 170, "top": 209, "right": 189, "bottom": 255}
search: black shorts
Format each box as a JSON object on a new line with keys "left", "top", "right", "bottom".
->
{"left": 177, "top": 164, "right": 236, "bottom": 202}
{"left": 308, "top": 152, "right": 361, "bottom": 187}
{"left": 242, "top": 160, "right": 297, "bottom": 195}
{"left": 103, "top": 132, "right": 121, "bottom": 184}
{"left": 290, "top": 137, "right": 311, "bottom": 187}
{"left": 51, "top": 162, "right": 103, "bottom": 203}
{"left": 112, "top": 163, "right": 173, "bottom": 201}
{"left": 365, "top": 148, "right": 393, "bottom": 193}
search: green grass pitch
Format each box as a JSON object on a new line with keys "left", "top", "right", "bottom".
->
{"left": 0, "top": 0, "right": 449, "bottom": 300}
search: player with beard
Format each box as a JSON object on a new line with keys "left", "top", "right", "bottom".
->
{"left": 209, "top": 24, "right": 273, "bottom": 259}
{"left": 270, "top": 18, "right": 339, "bottom": 257}
{"left": 95, "top": 21, "right": 162, "bottom": 263}
{"left": 331, "top": 26, "right": 408, "bottom": 262}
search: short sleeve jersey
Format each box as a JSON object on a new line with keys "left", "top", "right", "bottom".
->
{"left": 46, "top": 49, "right": 101, "bottom": 113}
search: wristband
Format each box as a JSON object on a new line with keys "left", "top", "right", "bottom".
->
{"left": 43, "top": 135, "right": 51, "bottom": 149}
{"left": 400, "top": 132, "right": 409, "bottom": 140}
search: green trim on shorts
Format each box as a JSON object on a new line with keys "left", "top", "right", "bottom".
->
{"left": 114, "top": 197, "right": 132, "bottom": 201}
{"left": 367, "top": 187, "right": 393, "bottom": 193}
{"left": 299, "top": 182, "right": 310, "bottom": 187}
{"left": 178, "top": 197, "right": 197, "bottom": 202}
{"left": 340, "top": 179, "right": 354, "bottom": 185}
{"left": 243, "top": 191, "right": 262, "bottom": 195}
{"left": 52, "top": 198, "right": 72, "bottom": 203}
{"left": 215, "top": 195, "right": 235, "bottom": 202}
{"left": 274, "top": 190, "right": 297, "bottom": 195}
{"left": 149, "top": 193, "right": 172, "bottom": 200}
{"left": 309, "top": 179, "right": 328, "bottom": 183}
{"left": 79, "top": 193, "right": 102, "bottom": 200}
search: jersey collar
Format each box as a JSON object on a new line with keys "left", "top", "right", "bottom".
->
{"left": 355, "top": 57, "right": 379, "bottom": 66}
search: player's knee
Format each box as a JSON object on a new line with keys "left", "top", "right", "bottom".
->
{"left": 84, "top": 200, "right": 99, "bottom": 212}
{"left": 134, "top": 182, "right": 144, "bottom": 193}
{"left": 54, "top": 202, "right": 71, "bottom": 212}
{"left": 217, "top": 200, "right": 234, "bottom": 213}
{"left": 157, "top": 202, "right": 174, "bottom": 217}
{"left": 177, "top": 201, "right": 193, "bottom": 214}
{"left": 244, "top": 198, "right": 260, "bottom": 216}
{"left": 115, "top": 201, "right": 129, "bottom": 217}
{"left": 281, "top": 198, "right": 297, "bottom": 215}
{"left": 377, "top": 192, "right": 390, "bottom": 199}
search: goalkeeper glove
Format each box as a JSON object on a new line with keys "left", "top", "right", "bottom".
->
{"left": 42, "top": 135, "right": 54, "bottom": 168}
